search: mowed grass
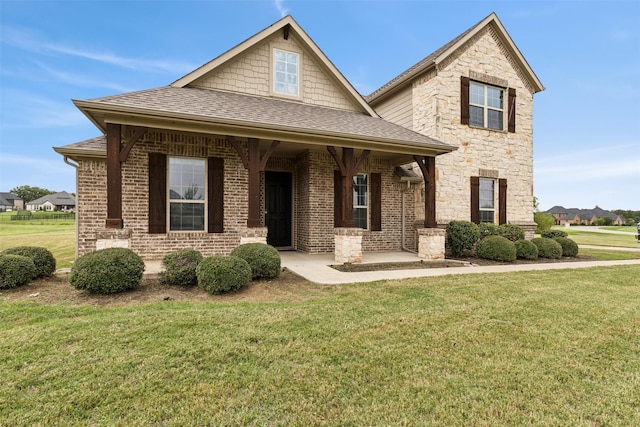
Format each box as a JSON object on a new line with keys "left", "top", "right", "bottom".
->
{"left": 580, "top": 247, "right": 640, "bottom": 260}
{"left": 1, "top": 266, "right": 639, "bottom": 425}
{"left": 0, "top": 214, "right": 75, "bottom": 268}
{"left": 561, "top": 227, "right": 639, "bottom": 248}
{"left": 600, "top": 225, "right": 637, "bottom": 233}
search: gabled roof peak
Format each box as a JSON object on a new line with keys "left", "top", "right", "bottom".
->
{"left": 367, "top": 12, "right": 544, "bottom": 103}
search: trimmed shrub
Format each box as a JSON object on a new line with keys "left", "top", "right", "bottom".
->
{"left": 197, "top": 256, "right": 251, "bottom": 294}
{"left": 541, "top": 229, "right": 568, "bottom": 239}
{"left": 0, "top": 254, "right": 36, "bottom": 289}
{"left": 2, "top": 246, "right": 56, "bottom": 278}
{"left": 446, "top": 221, "right": 480, "bottom": 257}
{"left": 70, "top": 248, "right": 145, "bottom": 294}
{"left": 230, "top": 243, "right": 281, "bottom": 280}
{"left": 498, "top": 224, "right": 525, "bottom": 242}
{"left": 515, "top": 239, "right": 539, "bottom": 260}
{"left": 476, "top": 235, "right": 516, "bottom": 262}
{"left": 553, "top": 237, "right": 579, "bottom": 257}
{"left": 531, "top": 238, "right": 563, "bottom": 259}
{"left": 159, "top": 249, "right": 203, "bottom": 286}
{"left": 478, "top": 223, "right": 500, "bottom": 239}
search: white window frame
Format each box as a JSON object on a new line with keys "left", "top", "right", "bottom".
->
{"left": 353, "top": 173, "right": 368, "bottom": 230}
{"left": 168, "top": 157, "right": 207, "bottom": 232}
{"left": 272, "top": 48, "right": 300, "bottom": 98}
{"left": 469, "top": 82, "right": 504, "bottom": 130}
{"left": 479, "top": 177, "right": 495, "bottom": 223}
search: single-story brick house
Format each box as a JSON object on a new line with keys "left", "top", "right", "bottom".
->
{"left": 55, "top": 13, "right": 543, "bottom": 262}
{"left": 26, "top": 191, "right": 76, "bottom": 212}
{"left": 0, "top": 192, "right": 24, "bottom": 212}
{"left": 547, "top": 206, "right": 625, "bottom": 226}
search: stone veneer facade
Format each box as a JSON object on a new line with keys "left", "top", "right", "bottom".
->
{"left": 373, "top": 25, "right": 538, "bottom": 239}
{"left": 75, "top": 130, "right": 417, "bottom": 260}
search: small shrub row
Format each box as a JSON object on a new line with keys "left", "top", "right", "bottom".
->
{"left": 447, "top": 221, "right": 579, "bottom": 262}
{"left": 70, "top": 248, "right": 145, "bottom": 294}
{"left": 0, "top": 246, "right": 56, "bottom": 289}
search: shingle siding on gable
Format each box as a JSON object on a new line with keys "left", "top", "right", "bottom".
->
{"left": 370, "top": 86, "right": 413, "bottom": 130}
{"left": 190, "top": 33, "right": 360, "bottom": 112}
{"left": 410, "top": 25, "right": 535, "bottom": 231}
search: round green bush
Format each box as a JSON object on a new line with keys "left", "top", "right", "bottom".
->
{"left": 70, "top": 248, "right": 145, "bottom": 294}
{"left": 0, "top": 254, "right": 36, "bottom": 289}
{"left": 553, "top": 237, "right": 579, "bottom": 257}
{"left": 541, "top": 229, "right": 568, "bottom": 239}
{"left": 230, "top": 243, "right": 281, "bottom": 280}
{"left": 196, "top": 255, "right": 251, "bottom": 294}
{"left": 476, "top": 235, "right": 516, "bottom": 262}
{"left": 2, "top": 246, "right": 56, "bottom": 278}
{"left": 446, "top": 221, "right": 480, "bottom": 257}
{"left": 514, "top": 239, "right": 539, "bottom": 260}
{"left": 531, "top": 238, "right": 563, "bottom": 259}
{"left": 159, "top": 249, "right": 203, "bottom": 286}
{"left": 478, "top": 223, "right": 500, "bottom": 239}
{"left": 498, "top": 224, "right": 525, "bottom": 242}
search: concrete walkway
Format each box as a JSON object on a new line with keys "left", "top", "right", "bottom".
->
{"left": 143, "top": 248, "right": 640, "bottom": 285}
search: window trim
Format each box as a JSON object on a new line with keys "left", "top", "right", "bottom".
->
{"left": 353, "top": 173, "right": 368, "bottom": 230}
{"left": 469, "top": 82, "right": 504, "bottom": 131}
{"left": 167, "top": 156, "right": 207, "bottom": 233}
{"left": 479, "top": 177, "right": 496, "bottom": 224}
{"left": 272, "top": 47, "right": 301, "bottom": 99}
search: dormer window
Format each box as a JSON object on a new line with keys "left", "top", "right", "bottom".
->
{"left": 273, "top": 49, "right": 299, "bottom": 96}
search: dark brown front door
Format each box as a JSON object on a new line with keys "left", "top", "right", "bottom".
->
{"left": 265, "top": 171, "right": 292, "bottom": 248}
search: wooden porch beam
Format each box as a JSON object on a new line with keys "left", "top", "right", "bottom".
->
{"left": 119, "top": 126, "right": 148, "bottom": 162}
{"left": 413, "top": 155, "right": 437, "bottom": 228}
{"left": 327, "top": 147, "right": 370, "bottom": 228}
{"left": 106, "top": 123, "right": 123, "bottom": 228}
{"left": 228, "top": 136, "right": 280, "bottom": 228}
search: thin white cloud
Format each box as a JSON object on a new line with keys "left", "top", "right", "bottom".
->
{"left": 274, "top": 0, "right": 289, "bottom": 18}
{"left": 1, "top": 25, "right": 196, "bottom": 74}
{"left": 1, "top": 91, "right": 87, "bottom": 129}
{"left": 0, "top": 153, "right": 76, "bottom": 192}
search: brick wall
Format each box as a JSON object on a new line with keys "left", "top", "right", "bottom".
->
{"left": 76, "top": 129, "right": 414, "bottom": 260}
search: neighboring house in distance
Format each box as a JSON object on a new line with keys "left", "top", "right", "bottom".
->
{"left": 54, "top": 13, "right": 542, "bottom": 263}
{"left": 547, "top": 205, "right": 625, "bottom": 226}
{"left": 26, "top": 191, "right": 76, "bottom": 212}
{"left": 0, "top": 192, "right": 24, "bottom": 211}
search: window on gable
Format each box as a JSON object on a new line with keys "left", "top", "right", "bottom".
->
{"left": 353, "top": 174, "right": 368, "bottom": 229}
{"left": 169, "top": 157, "right": 206, "bottom": 231}
{"left": 470, "top": 82, "right": 504, "bottom": 130}
{"left": 479, "top": 178, "right": 495, "bottom": 223}
{"left": 273, "top": 49, "right": 299, "bottom": 96}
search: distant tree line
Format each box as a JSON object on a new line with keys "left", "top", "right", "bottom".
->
{"left": 613, "top": 210, "right": 640, "bottom": 225}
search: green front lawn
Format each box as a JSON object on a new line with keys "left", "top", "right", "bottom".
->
{"left": 2, "top": 266, "right": 639, "bottom": 425}
{"left": 561, "top": 227, "right": 639, "bottom": 248}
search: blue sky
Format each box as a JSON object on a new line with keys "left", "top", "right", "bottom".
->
{"left": 1, "top": 0, "right": 638, "bottom": 211}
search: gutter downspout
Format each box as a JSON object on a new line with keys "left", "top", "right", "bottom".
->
{"left": 63, "top": 156, "right": 79, "bottom": 260}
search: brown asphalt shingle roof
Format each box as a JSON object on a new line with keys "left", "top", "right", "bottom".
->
{"left": 76, "top": 86, "right": 453, "bottom": 151}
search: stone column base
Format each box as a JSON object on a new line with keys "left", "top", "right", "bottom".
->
{"left": 417, "top": 228, "right": 446, "bottom": 260}
{"left": 240, "top": 227, "right": 268, "bottom": 245}
{"left": 96, "top": 228, "right": 132, "bottom": 250}
{"left": 334, "top": 228, "right": 363, "bottom": 263}
{"left": 513, "top": 222, "right": 537, "bottom": 240}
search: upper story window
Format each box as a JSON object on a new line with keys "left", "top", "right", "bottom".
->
{"left": 168, "top": 157, "right": 206, "bottom": 231}
{"left": 470, "top": 82, "right": 504, "bottom": 130}
{"left": 353, "top": 174, "right": 368, "bottom": 229}
{"left": 273, "top": 49, "right": 299, "bottom": 96}
{"left": 461, "top": 76, "right": 516, "bottom": 133}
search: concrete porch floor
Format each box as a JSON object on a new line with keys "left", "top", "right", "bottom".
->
{"left": 144, "top": 249, "right": 640, "bottom": 285}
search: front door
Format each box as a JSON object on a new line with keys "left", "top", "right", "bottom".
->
{"left": 265, "top": 171, "right": 292, "bottom": 248}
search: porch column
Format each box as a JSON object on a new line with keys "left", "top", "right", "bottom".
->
{"left": 228, "top": 136, "right": 279, "bottom": 228}
{"left": 413, "top": 155, "right": 437, "bottom": 228}
{"left": 327, "top": 146, "right": 370, "bottom": 228}
{"left": 106, "top": 123, "right": 123, "bottom": 228}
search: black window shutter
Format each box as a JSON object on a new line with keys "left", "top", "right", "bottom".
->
{"left": 470, "top": 176, "right": 480, "bottom": 224}
{"left": 499, "top": 178, "right": 508, "bottom": 225}
{"left": 208, "top": 157, "right": 224, "bottom": 233}
{"left": 461, "top": 76, "right": 470, "bottom": 125}
{"left": 334, "top": 170, "right": 343, "bottom": 227}
{"left": 148, "top": 153, "right": 167, "bottom": 234}
{"left": 370, "top": 172, "right": 382, "bottom": 231}
{"left": 508, "top": 88, "right": 516, "bottom": 133}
